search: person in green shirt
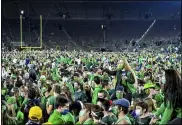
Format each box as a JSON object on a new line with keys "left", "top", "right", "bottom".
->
{"left": 62, "top": 111, "right": 75, "bottom": 124}
{"left": 150, "top": 69, "right": 182, "bottom": 125}
{"left": 143, "top": 81, "right": 156, "bottom": 98}
{"left": 144, "top": 97, "right": 157, "bottom": 115}
{"left": 77, "top": 103, "right": 93, "bottom": 124}
{"left": 113, "top": 98, "right": 132, "bottom": 124}
{"left": 47, "top": 85, "right": 61, "bottom": 115}
{"left": 103, "top": 58, "right": 138, "bottom": 103}
{"left": 73, "top": 82, "right": 87, "bottom": 103}
{"left": 69, "top": 101, "right": 83, "bottom": 123}
{"left": 73, "top": 72, "right": 80, "bottom": 83}
{"left": 153, "top": 83, "right": 164, "bottom": 108}
{"left": 6, "top": 97, "right": 17, "bottom": 113}
{"left": 115, "top": 86, "right": 125, "bottom": 100}
{"left": 41, "top": 84, "right": 52, "bottom": 122}
{"left": 17, "top": 110, "right": 24, "bottom": 125}
{"left": 91, "top": 104, "right": 105, "bottom": 124}
{"left": 101, "top": 79, "right": 111, "bottom": 99}
{"left": 48, "top": 95, "right": 70, "bottom": 124}
{"left": 97, "top": 98, "right": 117, "bottom": 124}
{"left": 92, "top": 76, "right": 103, "bottom": 104}
{"left": 19, "top": 85, "right": 26, "bottom": 104}
{"left": 135, "top": 101, "right": 152, "bottom": 124}
{"left": 2, "top": 100, "right": 18, "bottom": 125}
{"left": 10, "top": 87, "right": 19, "bottom": 111}
{"left": 143, "top": 72, "right": 154, "bottom": 85}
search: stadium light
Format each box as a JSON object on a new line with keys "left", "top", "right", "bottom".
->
{"left": 20, "top": 10, "right": 24, "bottom": 15}
{"left": 63, "top": 14, "right": 66, "bottom": 19}
{"left": 101, "top": 24, "right": 106, "bottom": 30}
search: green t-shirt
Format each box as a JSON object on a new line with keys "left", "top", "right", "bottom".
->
{"left": 154, "top": 102, "right": 182, "bottom": 124}
{"left": 111, "top": 114, "right": 118, "bottom": 123}
{"left": 154, "top": 93, "right": 164, "bottom": 108}
{"left": 17, "top": 96, "right": 24, "bottom": 108}
{"left": 115, "top": 115, "right": 131, "bottom": 124}
{"left": 16, "top": 110, "right": 24, "bottom": 125}
{"left": 2, "top": 88, "right": 7, "bottom": 95}
{"left": 51, "top": 67, "right": 61, "bottom": 81}
{"left": 62, "top": 112, "right": 75, "bottom": 124}
{"left": 48, "top": 110, "right": 65, "bottom": 124}
{"left": 92, "top": 85, "right": 103, "bottom": 104}
{"left": 122, "top": 76, "right": 136, "bottom": 94}
{"left": 76, "top": 119, "right": 94, "bottom": 125}
{"left": 21, "top": 98, "right": 29, "bottom": 108}
{"left": 102, "top": 115, "right": 115, "bottom": 125}
{"left": 41, "top": 96, "right": 46, "bottom": 110}
{"left": 47, "top": 96, "right": 56, "bottom": 113}
{"left": 74, "top": 91, "right": 88, "bottom": 103}
{"left": 88, "top": 74, "right": 95, "bottom": 81}
{"left": 138, "top": 71, "right": 144, "bottom": 79}
{"left": 83, "top": 119, "right": 94, "bottom": 124}
{"left": 41, "top": 95, "right": 51, "bottom": 111}
{"left": 66, "top": 82, "right": 74, "bottom": 95}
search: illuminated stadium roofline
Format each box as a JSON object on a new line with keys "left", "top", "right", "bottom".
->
{"left": 4, "top": 17, "right": 180, "bottom": 20}
{"left": 3, "top": 1, "right": 181, "bottom": 3}
{"left": 3, "top": 1, "right": 164, "bottom": 3}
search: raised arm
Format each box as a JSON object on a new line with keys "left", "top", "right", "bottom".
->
{"left": 102, "top": 68, "right": 117, "bottom": 76}
{"left": 124, "top": 58, "right": 138, "bottom": 88}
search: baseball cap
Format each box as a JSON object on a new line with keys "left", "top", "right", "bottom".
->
{"left": 116, "top": 86, "right": 124, "bottom": 92}
{"left": 113, "top": 98, "right": 130, "bottom": 108}
{"left": 29, "top": 106, "right": 42, "bottom": 121}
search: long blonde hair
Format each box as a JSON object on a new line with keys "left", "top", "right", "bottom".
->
{"left": 144, "top": 97, "right": 157, "bottom": 113}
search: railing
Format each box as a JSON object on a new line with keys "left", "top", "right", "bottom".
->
{"left": 11, "top": 42, "right": 26, "bottom": 46}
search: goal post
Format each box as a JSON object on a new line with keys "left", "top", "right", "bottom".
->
{"left": 20, "top": 15, "right": 43, "bottom": 49}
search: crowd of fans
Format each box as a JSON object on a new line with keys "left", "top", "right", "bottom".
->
{"left": 1, "top": 49, "right": 182, "bottom": 125}
{"left": 2, "top": 2, "right": 181, "bottom": 124}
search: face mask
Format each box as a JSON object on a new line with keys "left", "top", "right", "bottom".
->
{"left": 61, "top": 109, "right": 69, "bottom": 115}
{"left": 79, "top": 110, "right": 86, "bottom": 117}
{"left": 161, "top": 77, "right": 166, "bottom": 84}
{"left": 135, "top": 109, "right": 142, "bottom": 116}
{"left": 116, "top": 92, "right": 123, "bottom": 99}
